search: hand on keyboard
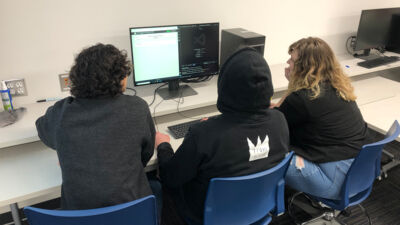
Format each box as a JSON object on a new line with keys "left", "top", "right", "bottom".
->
{"left": 168, "top": 115, "right": 219, "bottom": 139}
{"left": 155, "top": 132, "right": 170, "bottom": 148}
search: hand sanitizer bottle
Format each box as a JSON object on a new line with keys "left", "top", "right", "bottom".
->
{"left": 1, "top": 81, "right": 13, "bottom": 111}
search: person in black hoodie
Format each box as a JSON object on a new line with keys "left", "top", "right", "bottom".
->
{"left": 156, "top": 47, "right": 290, "bottom": 224}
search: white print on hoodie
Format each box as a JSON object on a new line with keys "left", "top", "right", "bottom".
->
{"left": 247, "top": 135, "right": 270, "bottom": 161}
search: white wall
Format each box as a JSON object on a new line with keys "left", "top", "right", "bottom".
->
{"left": 1, "top": 0, "right": 399, "bottom": 106}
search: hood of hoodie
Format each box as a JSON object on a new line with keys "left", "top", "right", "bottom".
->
{"left": 217, "top": 47, "right": 273, "bottom": 114}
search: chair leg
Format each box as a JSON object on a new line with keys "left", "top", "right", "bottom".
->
{"left": 10, "top": 203, "right": 22, "bottom": 225}
{"left": 301, "top": 212, "right": 332, "bottom": 225}
{"left": 358, "top": 204, "right": 372, "bottom": 225}
{"left": 288, "top": 192, "right": 327, "bottom": 225}
{"left": 332, "top": 204, "right": 372, "bottom": 225}
{"left": 289, "top": 193, "right": 323, "bottom": 215}
{"left": 288, "top": 192, "right": 307, "bottom": 225}
{"left": 301, "top": 210, "right": 347, "bottom": 225}
{"left": 379, "top": 149, "right": 400, "bottom": 179}
{"left": 288, "top": 193, "right": 350, "bottom": 225}
{"left": 288, "top": 194, "right": 372, "bottom": 225}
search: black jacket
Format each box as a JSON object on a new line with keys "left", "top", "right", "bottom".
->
{"left": 157, "top": 48, "right": 290, "bottom": 224}
{"left": 36, "top": 95, "right": 155, "bottom": 210}
{"left": 277, "top": 83, "right": 370, "bottom": 163}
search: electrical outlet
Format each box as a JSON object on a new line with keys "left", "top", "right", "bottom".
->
{"left": 4, "top": 78, "right": 27, "bottom": 97}
{"left": 59, "top": 73, "right": 71, "bottom": 92}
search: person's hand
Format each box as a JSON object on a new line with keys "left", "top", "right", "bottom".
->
{"left": 269, "top": 102, "right": 278, "bottom": 109}
{"left": 284, "top": 67, "right": 291, "bottom": 81}
{"left": 200, "top": 117, "right": 208, "bottom": 122}
{"left": 155, "top": 132, "right": 170, "bottom": 149}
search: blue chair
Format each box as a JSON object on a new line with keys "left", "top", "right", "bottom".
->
{"left": 23, "top": 195, "right": 157, "bottom": 225}
{"left": 294, "top": 120, "right": 400, "bottom": 225}
{"left": 203, "top": 151, "right": 294, "bottom": 225}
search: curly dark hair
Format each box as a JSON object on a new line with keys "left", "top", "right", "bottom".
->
{"left": 69, "top": 43, "right": 132, "bottom": 98}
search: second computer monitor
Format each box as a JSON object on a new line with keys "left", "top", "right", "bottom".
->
{"left": 129, "top": 23, "right": 219, "bottom": 100}
{"left": 354, "top": 7, "right": 400, "bottom": 56}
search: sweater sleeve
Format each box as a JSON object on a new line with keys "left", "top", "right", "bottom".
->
{"left": 157, "top": 129, "right": 202, "bottom": 188}
{"left": 277, "top": 92, "right": 308, "bottom": 126}
{"left": 141, "top": 109, "right": 156, "bottom": 166}
{"left": 35, "top": 105, "right": 59, "bottom": 149}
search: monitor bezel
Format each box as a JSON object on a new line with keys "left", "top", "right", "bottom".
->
{"left": 129, "top": 22, "right": 220, "bottom": 87}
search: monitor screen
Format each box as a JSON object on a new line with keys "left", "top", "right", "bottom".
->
{"left": 355, "top": 8, "right": 400, "bottom": 51}
{"left": 129, "top": 23, "right": 219, "bottom": 87}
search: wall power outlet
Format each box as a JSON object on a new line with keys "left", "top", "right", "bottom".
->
{"left": 4, "top": 78, "right": 27, "bottom": 96}
{"left": 59, "top": 73, "right": 71, "bottom": 92}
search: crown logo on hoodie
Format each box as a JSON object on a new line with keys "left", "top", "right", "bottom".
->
{"left": 247, "top": 135, "right": 270, "bottom": 162}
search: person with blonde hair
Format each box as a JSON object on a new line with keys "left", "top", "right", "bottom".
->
{"left": 275, "top": 37, "right": 370, "bottom": 199}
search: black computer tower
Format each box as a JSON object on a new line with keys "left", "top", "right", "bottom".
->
{"left": 387, "top": 14, "right": 400, "bottom": 53}
{"left": 220, "top": 28, "right": 266, "bottom": 66}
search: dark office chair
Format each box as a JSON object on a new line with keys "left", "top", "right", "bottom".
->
{"left": 23, "top": 195, "right": 157, "bottom": 225}
{"left": 290, "top": 120, "right": 400, "bottom": 225}
{"left": 203, "top": 151, "right": 294, "bottom": 225}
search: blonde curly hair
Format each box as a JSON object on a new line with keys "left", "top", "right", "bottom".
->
{"left": 287, "top": 37, "right": 356, "bottom": 101}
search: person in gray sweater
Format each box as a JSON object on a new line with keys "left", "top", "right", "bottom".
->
{"left": 36, "top": 44, "right": 160, "bottom": 212}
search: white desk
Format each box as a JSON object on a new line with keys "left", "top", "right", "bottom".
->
{"left": 360, "top": 95, "right": 400, "bottom": 140}
{"left": 352, "top": 76, "right": 400, "bottom": 140}
{"left": 0, "top": 102, "right": 53, "bottom": 149}
{"left": 0, "top": 142, "right": 61, "bottom": 207}
{"left": 340, "top": 51, "right": 400, "bottom": 78}
{"left": 0, "top": 141, "right": 61, "bottom": 225}
{"left": 1, "top": 52, "right": 400, "bottom": 224}
{"left": 352, "top": 76, "right": 400, "bottom": 106}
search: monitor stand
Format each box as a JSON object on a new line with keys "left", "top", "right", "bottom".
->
{"left": 157, "top": 80, "right": 198, "bottom": 100}
{"left": 354, "top": 49, "right": 381, "bottom": 61}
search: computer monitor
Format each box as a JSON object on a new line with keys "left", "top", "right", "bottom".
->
{"left": 354, "top": 8, "right": 400, "bottom": 58}
{"left": 129, "top": 23, "right": 219, "bottom": 100}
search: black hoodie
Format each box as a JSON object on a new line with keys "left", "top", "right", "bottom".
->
{"left": 157, "top": 48, "right": 289, "bottom": 224}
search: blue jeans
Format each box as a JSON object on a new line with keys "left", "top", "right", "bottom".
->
{"left": 285, "top": 154, "right": 354, "bottom": 200}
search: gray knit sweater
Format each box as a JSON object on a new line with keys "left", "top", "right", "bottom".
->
{"left": 36, "top": 95, "right": 155, "bottom": 209}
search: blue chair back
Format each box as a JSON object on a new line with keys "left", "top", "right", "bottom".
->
{"left": 23, "top": 195, "right": 157, "bottom": 225}
{"left": 325, "top": 121, "right": 400, "bottom": 210}
{"left": 203, "top": 151, "right": 294, "bottom": 225}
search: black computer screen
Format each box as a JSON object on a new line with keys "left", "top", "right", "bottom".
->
{"left": 355, "top": 8, "right": 400, "bottom": 51}
{"left": 129, "top": 23, "right": 219, "bottom": 86}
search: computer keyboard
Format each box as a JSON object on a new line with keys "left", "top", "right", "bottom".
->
{"left": 357, "top": 56, "right": 399, "bottom": 69}
{"left": 168, "top": 115, "right": 219, "bottom": 139}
